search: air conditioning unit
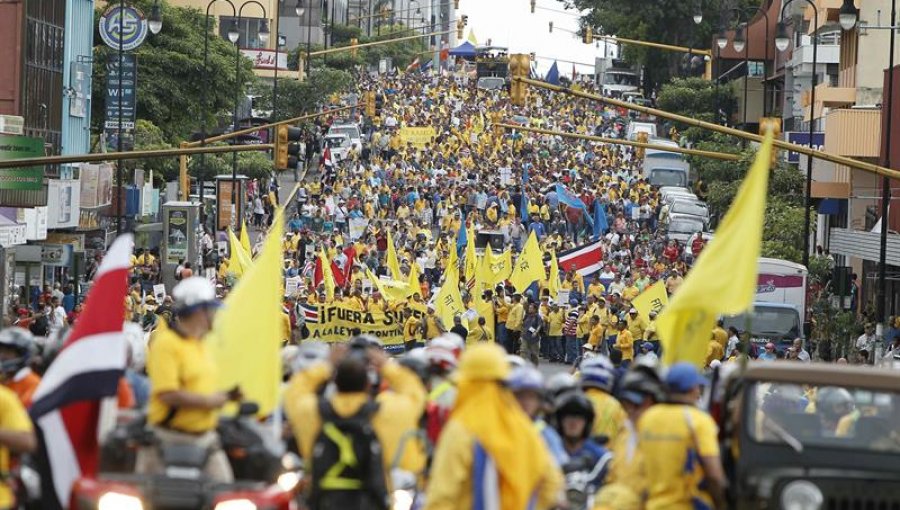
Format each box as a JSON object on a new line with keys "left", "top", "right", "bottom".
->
{"left": 0, "top": 115, "right": 24, "bottom": 135}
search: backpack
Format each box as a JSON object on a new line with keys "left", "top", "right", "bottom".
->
{"left": 308, "top": 399, "right": 389, "bottom": 510}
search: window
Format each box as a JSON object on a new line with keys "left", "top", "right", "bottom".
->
{"left": 219, "top": 16, "right": 268, "bottom": 49}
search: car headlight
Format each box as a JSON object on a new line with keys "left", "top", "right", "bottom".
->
{"left": 98, "top": 492, "right": 143, "bottom": 510}
{"left": 277, "top": 471, "right": 301, "bottom": 492}
{"left": 214, "top": 499, "right": 257, "bottom": 510}
{"left": 392, "top": 489, "right": 415, "bottom": 510}
{"left": 780, "top": 480, "right": 824, "bottom": 510}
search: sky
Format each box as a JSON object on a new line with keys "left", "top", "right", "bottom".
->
{"left": 458, "top": 0, "right": 614, "bottom": 76}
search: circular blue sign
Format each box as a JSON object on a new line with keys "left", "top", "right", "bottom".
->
{"left": 99, "top": 5, "right": 148, "bottom": 52}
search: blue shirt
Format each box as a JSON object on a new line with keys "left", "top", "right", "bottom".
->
{"left": 62, "top": 294, "right": 76, "bottom": 313}
{"left": 528, "top": 222, "right": 546, "bottom": 238}
{"left": 566, "top": 438, "right": 610, "bottom": 487}
{"left": 126, "top": 370, "right": 151, "bottom": 409}
{"left": 536, "top": 420, "right": 569, "bottom": 467}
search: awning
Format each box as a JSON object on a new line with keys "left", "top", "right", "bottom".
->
{"left": 449, "top": 41, "right": 476, "bottom": 58}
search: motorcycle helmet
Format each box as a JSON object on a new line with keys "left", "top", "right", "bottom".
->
{"left": 426, "top": 336, "right": 461, "bottom": 375}
{"left": 398, "top": 348, "right": 430, "bottom": 385}
{"left": 617, "top": 365, "right": 665, "bottom": 405}
{"left": 579, "top": 355, "right": 616, "bottom": 393}
{"left": 292, "top": 342, "right": 330, "bottom": 373}
{"left": 172, "top": 277, "right": 221, "bottom": 317}
{"left": 817, "top": 387, "right": 855, "bottom": 422}
{"left": 554, "top": 391, "right": 596, "bottom": 439}
{"left": 506, "top": 365, "right": 544, "bottom": 395}
{"left": 0, "top": 328, "right": 35, "bottom": 377}
{"left": 546, "top": 372, "right": 578, "bottom": 400}
{"left": 506, "top": 354, "right": 528, "bottom": 369}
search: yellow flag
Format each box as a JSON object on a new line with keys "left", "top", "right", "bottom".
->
{"left": 228, "top": 229, "right": 252, "bottom": 277}
{"left": 212, "top": 210, "right": 284, "bottom": 417}
{"left": 386, "top": 230, "right": 402, "bottom": 280}
{"left": 548, "top": 250, "right": 560, "bottom": 299}
{"left": 448, "top": 235, "right": 458, "bottom": 269}
{"left": 464, "top": 230, "right": 478, "bottom": 286}
{"left": 494, "top": 249, "right": 513, "bottom": 285}
{"left": 240, "top": 220, "right": 252, "bottom": 256}
{"left": 632, "top": 281, "right": 669, "bottom": 323}
{"left": 477, "top": 249, "right": 495, "bottom": 293}
{"left": 318, "top": 249, "right": 335, "bottom": 301}
{"left": 656, "top": 132, "right": 774, "bottom": 367}
{"left": 435, "top": 265, "right": 465, "bottom": 326}
{"left": 509, "top": 231, "right": 544, "bottom": 292}
{"left": 407, "top": 262, "right": 421, "bottom": 297}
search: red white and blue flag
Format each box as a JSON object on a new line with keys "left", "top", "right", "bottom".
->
{"left": 558, "top": 239, "right": 605, "bottom": 276}
{"left": 301, "top": 304, "right": 320, "bottom": 324}
{"left": 29, "top": 234, "right": 132, "bottom": 509}
{"left": 322, "top": 147, "right": 335, "bottom": 168}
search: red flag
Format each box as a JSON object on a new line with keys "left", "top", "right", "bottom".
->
{"left": 30, "top": 234, "right": 132, "bottom": 508}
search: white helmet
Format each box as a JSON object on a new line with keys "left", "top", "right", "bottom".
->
{"left": 172, "top": 277, "right": 220, "bottom": 315}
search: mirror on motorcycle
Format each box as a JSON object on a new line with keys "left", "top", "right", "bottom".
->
{"left": 238, "top": 402, "right": 260, "bottom": 416}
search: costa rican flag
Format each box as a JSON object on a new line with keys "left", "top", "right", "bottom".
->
{"left": 30, "top": 234, "right": 132, "bottom": 509}
{"left": 301, "top": 304, "right": 320, "bottom": 324}
{"left": 322, "top": 147, "right": 335, "bottom": 168}
{"left": 558, "top": 239, "right": 605, "bottom": 276}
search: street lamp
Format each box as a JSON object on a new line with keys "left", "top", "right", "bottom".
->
{"left": 233, "top": 0, "right": 269, "bottom": 211}
{"left": 777, "top": 0, "right": 856, "bottom": 269}
{"left": 148, "top": 0, "right": 163, "bottom": 34}
{"left": 839, "top": 0, "right": 859, "bottom": 31}
{"left": 716, "top": 33, "right": 728, "bottom": 49}
{"left": 732, "top": 24, "right": 746, "bottom": 52}
{"left": 198, "top": 0, "right": 237, "bottom": 228}
{"left": 295, "top": 0, "right": 305, "bottom": 16}
{"left": 693, "top": 2, "right": 703, "bottom": 25}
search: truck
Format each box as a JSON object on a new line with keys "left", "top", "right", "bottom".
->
{"left": 722, "top": 257, "right": 809, "bottom": 348}
{"left": 642, "top": 138, "right": 692, "bottom": 187}
{"left": 594, "top": 57, "right": 640, "bottom": 98}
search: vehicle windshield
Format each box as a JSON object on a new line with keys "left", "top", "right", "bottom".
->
{"left": 478, "top": 78, "right": 506, "bottom": 90}
{"left": 668, "top": 218, "right": 703, "bottom": 234}
{"left": 747, "top": 381, "right": 900, "bottom": 453}
{"left": 672, "top": 201, "right": 708, "bottom": 217}
{"left": 603, "top": 72, "right": 639, "bottom": 87}
{"left": 723, "top": 307, "right": 799, "bottom": 339}
{"left": 651, "top": 169, "right": 687, "bottom": 187}
{"left": 325, "top": 137, "right": 348, "bottom": 148}
{"left": 330, "top": 126, "right": 359, "bottom": 139}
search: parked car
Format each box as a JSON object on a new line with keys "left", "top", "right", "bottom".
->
{"left": 327, "top": 123, "right": 363, "bottom": 152}
{"left": 664, "top": 213, "right": 706, "bottom": 243}
{"left": 324, "top": 133, "right": 352, "bottom": 161}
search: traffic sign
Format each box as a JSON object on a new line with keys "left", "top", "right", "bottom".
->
{"left": 99, "top": 5, "right": 149, "bottom": 51}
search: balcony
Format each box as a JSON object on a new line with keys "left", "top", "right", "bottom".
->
{"left": 787, "top": 41, "right": 840, "bottom": 75}
{"left": 802, "top": 81, "right": 856, "bottom": 120}
{"left": 805, "top": 0, "right": 860, "bottom": 33}
{"left": 829, "top": 227, "right": 900, "bottom": 265}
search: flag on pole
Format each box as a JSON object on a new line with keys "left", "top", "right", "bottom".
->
{"left": 213, "top": 210, "right": 285, "bottom": 417}
{"left": 548, "top": 250, "right": 561, "bottom": 299}
{"left": 631, "top": 282, "right": 669, "bottom": 323}
{"left": 435, "top": 265, "right": 465, "bottom": 326}
{"left": 509, "top": 231, "right": 545, "bottom": 292}
{"left": 240, "top": 220, "right": 252, "bottom": 255}
{"left": 592, "top": 199, "right": 609, "bottom": 240}
{"left": 656, "top": 132, "right": 774, "bottom": 367}
{"left": 467, "top": 28, "right": 478, "bottom": 45}
{"left": 545, "top": 61, "right": 561, "bottom": 85}
{"left": 316, "top": 249, "right": 336, "bottom": 300}
{"left": 464, "top": 230, "right": 478, "bottom": 289}
{"left": 456, "top": 218, "right": 468, "bottom": 257}
{"left": 30, "top": 234, "right": 133, "bottom": 509}
{"left": 228, "top": 228, "right": 253, "bottom": 277}
{"left": 557, "top": 239, "right": 605, "bottom": 276}
{"left": 386, "top": 230, "right": 402, "bottom": 280}
{"left": 322, "top": 147, "right": 335, "bottom": 168}
{"left": 556, "top": 183, "right": 593, "bottom": 226}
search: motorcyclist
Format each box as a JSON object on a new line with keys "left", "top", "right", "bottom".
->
{"left": 507, "top": 365, "right": 569, "bottom": 466}
{"left": 553, "top": 391, "right": 610, "bottom": 487}
{"left": 0, "top": 328, "right": 40, "bottom": 407}
{"left": 424, "top": 334, "right": 462, "bottom": 444}
{"left": 137, "top": 277, "right": 242, "bottom": 482}
{"left": 579, "top": 356, "right": 627, "bottom": 445}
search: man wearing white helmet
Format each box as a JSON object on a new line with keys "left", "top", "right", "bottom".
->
{"left": 137, "top": 277, "right": 242, "bottom": 482}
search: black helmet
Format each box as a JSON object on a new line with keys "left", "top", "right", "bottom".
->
{"left": 617, "top": 365, "right": 665, "bottom": 405}
{"left": 554, "top": 391, "right": 596, "bottom": 439}
{"left": 0, "top": 328, "right": 35, "bottom": 377}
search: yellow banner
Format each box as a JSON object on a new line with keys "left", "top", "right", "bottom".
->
{"left": 631, "top": 281, "right": 668, "bottom": 323}
{"left": 305, "top": 303, "right": 427, "bottom": 346}
{"left": 399, "top": 126, "right": 437, "bottom": 148}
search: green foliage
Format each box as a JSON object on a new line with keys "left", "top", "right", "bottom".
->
{"left": 563, "top": 0, "right": 759, "bottom": 91}
{"left": 252, "top": 69, "right": 354, "bottom": 120}
{"left": 91, "top": 0, "right": 257, "bottom": 144}
{"left": 761, "top": 199, "right": 810, "bottom": 263}
{"left": 288, "top": 24, "right": 426, "bottom": 72}
{"left": 330, "top": 24, "right": 363, "bottom": 45}
{"left": 189, "top": 144, "right": 272, "bottom": 182}
{"left": 133, "top": 119, "right": 179, "bottom": 182}
{"left": 656, "top": 78, "right": 737, "bottom": 140}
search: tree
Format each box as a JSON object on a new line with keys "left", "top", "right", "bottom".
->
{"left": 288, "top": 24, "right": 426, "bottom": 72}
{"left": 562, "top": 0, "right": 758, "bottom": 92}
{"left": 133, "top": 119, "right": 179, "bottom": 182}
{"left": 91, "top": 0, "right": 257, "bottom": 145}
{"left": 656, "top": 78, "right": 737, "bottom": 139}
{"left": 188, "top": 144, "right": 272, "bottom": 182}
{"left": 252, "top": 69, "right": 354, "bottom": 121}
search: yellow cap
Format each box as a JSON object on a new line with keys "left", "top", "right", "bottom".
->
{"left": 457, "top": 343, "right": 510, "bottom": 382}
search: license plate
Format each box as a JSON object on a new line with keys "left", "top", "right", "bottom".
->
{"left": 165, "top": 466, "right": 203, "bottom": 480}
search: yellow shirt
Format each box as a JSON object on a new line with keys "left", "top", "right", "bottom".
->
{"left": 626, "top": 315, "right": 647, "bottom": 341}
{"left": 547, "top": 310, "right": 564, "bottom": 337}
{"left": 585, "top": 387, "right": 626, "bottom": 444}
{"left": 587, "top": 282, "right": 606, "bottom": 299}
{"left": 403, "top": 316, "right": 420, "bottom": 341}
{"left": 0, "top": 385, "right": 31, "bottom": 508}
{"left": 711, "top": 326, "right": 728, "bottom": 349}
{"left": 284, "top": 362, "right": 427, "bottom": 479}
{"left": 495, "top": 302, "right": 509, "bottom": 323}
{"left": 506, "top": 303, "right": 525, "bottom": 331}
{"left": 607, "top": 420, "right": 645, "bottom": 497}
{"left": 638, "top": 404, "right": 720, "bottom": 510}
{"left": 588, "top": 324, "right": 604, "bottom": 347}
{"left": 614, "top": 330, "right": 635, "bottom": 361}
{"left": 706, "top": 340, "right": 724, "bottom": 366}
{"left": 622, "top": 285, "right": 640, "bottom": 302}
{"left": 147, "top": 325, "right": 219, "bottom": 433}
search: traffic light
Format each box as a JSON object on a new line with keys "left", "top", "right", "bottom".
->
{"left": 350, "top": 37, "right": 358, "bottom": 57}
{"left": 457, "top": 18, "right": 464, "bottom": 38}
{"left": 508, "top": 53, "right": 531, "bottom": 106}
{"left": 274, "top": 125, "right": 303, "bottom": 170}
{"left": 453, "top": 0, "right": 459, "bottom": 8}
{"left": 635, "top": 131, "right": 649, "bottom": 159}
{"left": 582, "top": 28, "right": 593, "bottom": 44}
{"left": 548, "top": 21, "right": 553, "bottom": 33}
{"left": 374, "top": 93, "right": 384, "bottom": 117}
{"left": 530, "top": 0, "right": 535, "bottom": 13}
{"left": 365, "top": 91, "right": 376, "bottom": 116}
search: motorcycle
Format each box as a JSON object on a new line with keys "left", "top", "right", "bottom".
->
{"left": 562, "top": 452, "right": 612, "bottom": 510}
{"left": 71, "top": 402, "right": 304, "bottom": 510}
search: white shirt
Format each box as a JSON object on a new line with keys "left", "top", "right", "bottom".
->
{"left": 50, "top": 305, "right": 67, "bottom": 331}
